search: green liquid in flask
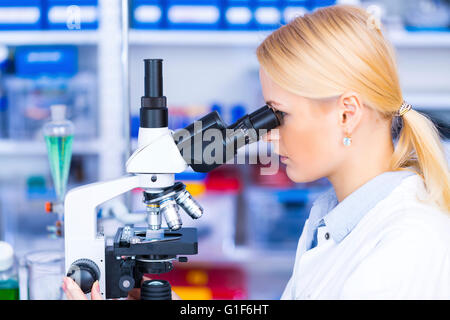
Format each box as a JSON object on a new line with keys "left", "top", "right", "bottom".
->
{"left": 0, "top": 279, "right": 19, "bottom": 300}
{"left": 45, "top": 135, "right": 73, "bottom": 202}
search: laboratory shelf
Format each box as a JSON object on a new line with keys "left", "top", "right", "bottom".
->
{"left": 0, "top": 27, "right": 447, "bottom": 49}
{"left": 129, "top": 30, "right": 450, "bottom": 48}
{"left": 0, "top": 139, "right": 101, "bottom": 156}
{"left": 406, "top": 92, "right": 450, "bottom": 110}
{"left": 190, "top": 246, "right": 296, "bottom": 273}
{"left": 130, "top": 30, "right": 272, "bottom": 47}
{"left": 0, "top": 30, "right": 99, "bottom": 46}
{"left": 189, "top": 247, "right": 295, "bottom": 300}
{"left": 389, "top": 30, "right": 450, "bottom": 48}
{"left": 0, "top": 29, "right": 446, "bottom": 48}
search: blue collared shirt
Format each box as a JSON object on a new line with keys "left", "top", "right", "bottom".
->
{"left": 305, "top": 170, "right": 417, "bottom": 250}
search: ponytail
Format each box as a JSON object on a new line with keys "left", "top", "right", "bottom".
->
{"left": 390, "top": 110, "right": 450, "bottom": 213}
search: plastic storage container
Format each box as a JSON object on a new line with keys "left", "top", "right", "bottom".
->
{"left": 25, "top": 250, "right": 64, "bottom": 300}
{"left": 253, "top": 0, "right": 282, "bottom": 30}
{"left": 404, "top": 0, "right": 450, "bottom": 32}
{"left": 0, "top": 81, "right": 7, "bottom": 139}
{"left": 282, "top": 0, "right": 310, "bottom": 24}
{"left": 224, "top": 0, "right": 253, "bottom": 30}
{"left": 0, "top": 48, "right": 8, "bottom": 138}
{"left": 4, "top": 72, "right": 97, "bottom": 141}
{"left": 0, "top": 0, "right": 42, "bottom": 30}
{"left": 0, "top": 241, "right": 19, "bottom": 300}
{"left": 245, "top": 186, "right": 322, "bottom": 251}
{"left": 166, "top": 0, "right": 222, "bottom": 30}
{"left": 131, "top": 0, "right": 164, "bottom": 29}
{"left": 310, "top": 0, "right": 335, "bottom": 10}
{"left": 15, "top": 46, "right": 78, "bottom": 77}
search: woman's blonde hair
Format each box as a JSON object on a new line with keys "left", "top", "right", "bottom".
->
{"left": 256, "top": 5, "right": 450, "bottom": 213}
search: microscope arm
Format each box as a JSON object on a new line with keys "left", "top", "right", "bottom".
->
{"left": 64, "top": 175, "right": 141, "bottom": 295}
{"left": 102, "top": 199, "right": 147, "bottom": 224}
{"left": 65, "top": 175, "right": 141, "bottom": 241}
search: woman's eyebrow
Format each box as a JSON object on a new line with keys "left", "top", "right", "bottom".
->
{"left": 266, "top": 100, "right": 282, "bottom": 108}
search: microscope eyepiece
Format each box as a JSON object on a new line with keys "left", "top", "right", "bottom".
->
{"left": 173, "top": 105, "right": 281, "bottom": 173}
{"left": 140, "top": 59, "right": 168, "bottom": 128}
{"left": 144, "top": 59, "right": 163, "bottom": 98}
{"left": 248, "top": 105, "right": 282, "bottom": 132}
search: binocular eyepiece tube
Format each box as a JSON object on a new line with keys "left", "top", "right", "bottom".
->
{"left": 173, "top": 105, "right": 282, "bottom": 173}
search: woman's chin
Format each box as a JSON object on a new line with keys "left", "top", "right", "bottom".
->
{"left": 285, "top": 164, "right": 300, "bottom": 182}
{"left": 285, "top": 164, "right": 317, "bottom": 183}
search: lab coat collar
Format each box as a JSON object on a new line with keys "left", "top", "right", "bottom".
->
{"left": 312, "top": 170, "right": 417, "bottom": 244}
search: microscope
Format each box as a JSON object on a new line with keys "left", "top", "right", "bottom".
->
{"left": 64, "top": 59, "right": 282, "bottom": 299}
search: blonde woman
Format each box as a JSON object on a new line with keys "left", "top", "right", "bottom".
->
{"left": 63, "top": 4, "right": 449, "bottom": 300}
{"left": 259, "top": 5, "right": 450, "bottom": 299}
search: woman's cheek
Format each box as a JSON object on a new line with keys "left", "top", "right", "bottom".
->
{"left": 281, "top": 123, "right": 329, "bottom": 182}
{"left": 280, "top": 122, "right": 309, "bottom": 158}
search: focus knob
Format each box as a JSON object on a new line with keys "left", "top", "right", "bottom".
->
{"left": 66, "top": 259, "right": 100, "bottom": 294}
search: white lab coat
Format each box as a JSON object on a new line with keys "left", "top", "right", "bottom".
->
{"left": 281, "top": 174, "right": 450, "bottom": 300}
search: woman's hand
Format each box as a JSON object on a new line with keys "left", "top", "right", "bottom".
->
{"left": 62, "top": 276, "right": 182, "bottom": 300}
{"left": 62, "top": 277, "right": 103, "bottom": 300}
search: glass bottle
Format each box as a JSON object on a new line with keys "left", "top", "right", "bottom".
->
{"left": 0, "top": 241, "right": 19, "bottom": 300}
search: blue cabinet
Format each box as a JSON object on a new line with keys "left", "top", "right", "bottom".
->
{"left": 15, "top": 46, "right": 78, "bottom": 77}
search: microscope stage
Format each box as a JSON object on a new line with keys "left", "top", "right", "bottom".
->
{"left": 112, "top": 226, "right": 198, "bottom": 257}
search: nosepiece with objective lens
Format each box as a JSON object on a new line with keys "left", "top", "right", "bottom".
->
{"left": 143, "top": 182, "right": 204, "bottom": 231}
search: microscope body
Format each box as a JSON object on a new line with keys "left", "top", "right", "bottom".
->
{"left": 64, "top": 59, "right": 282, "bottom": 299}
{"left": 64, "top": 124, "right": 190, "bottom": 297}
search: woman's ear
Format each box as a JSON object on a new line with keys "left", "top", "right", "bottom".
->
{"left": 337, "top": 91, "right": 364, "bottom": 135}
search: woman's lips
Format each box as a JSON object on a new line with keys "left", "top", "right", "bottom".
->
{"left": 280, "top": 156, "right": 289, "bottom": 163}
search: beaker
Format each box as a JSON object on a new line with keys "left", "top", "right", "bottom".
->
{"left": 25, "top": 250, "right": 64, "bottom": 300}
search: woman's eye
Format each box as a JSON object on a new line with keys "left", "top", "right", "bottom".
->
{"left": 275, "top": 110, "right": 287, "bottom": 123}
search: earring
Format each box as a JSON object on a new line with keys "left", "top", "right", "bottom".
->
{"left": 343, "top": 136, "right": 352, "bottom": 147}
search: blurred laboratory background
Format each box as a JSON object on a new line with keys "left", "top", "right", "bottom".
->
{"left": 0, "top": 0, "right": 449, "bottom": 300}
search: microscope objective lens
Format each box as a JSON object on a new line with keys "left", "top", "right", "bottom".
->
{"left": 160, "top": 198, "right": 182, "bottom": 230}
{"left": 146, "top": 203, "right": 161, "bottom": 230}
{"left": 176, "top": 190, "right": 203, "bottom": 219}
